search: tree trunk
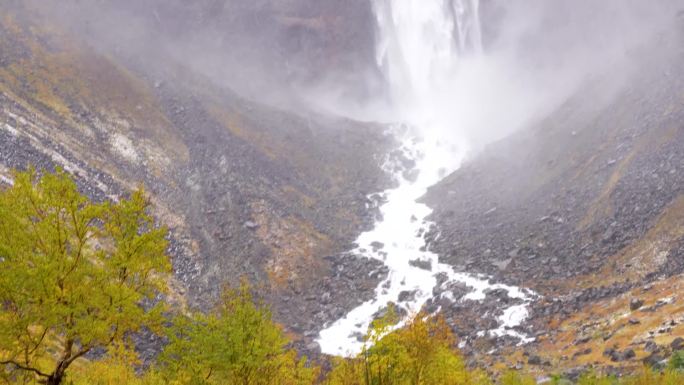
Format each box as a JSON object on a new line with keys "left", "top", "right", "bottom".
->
{"left": 46, "top": 367, "right": 65, "bottom": 385}
{"left": 46, "top": 373, "right": 63, "bottom": 385}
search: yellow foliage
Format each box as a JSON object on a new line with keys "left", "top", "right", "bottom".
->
{"left": 499, "top": 371, "right": 536, "bottom": 385}
{"left": 326, "top": 309, "right": 476, "bottom": 385}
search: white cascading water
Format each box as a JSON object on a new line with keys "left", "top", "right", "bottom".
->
{"left": 317, "top": 0, "right": 536, "bottom": 357}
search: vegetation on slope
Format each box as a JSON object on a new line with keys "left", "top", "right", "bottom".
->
{"left": 1, "top": 171, "right": 683, "bottom": 385}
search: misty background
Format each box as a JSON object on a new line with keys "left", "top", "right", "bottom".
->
{"left": 17, "top": 0, "right": 683, "bottom": 157}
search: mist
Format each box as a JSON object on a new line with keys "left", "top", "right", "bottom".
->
{"left": 18, "top": 0, "right": 375, "bottom": 112}
{"left": 8, "top": 0, "right": 681, "bottom": 161}
{"left": 307, "top": 0, "right": 682, "bottom": 160}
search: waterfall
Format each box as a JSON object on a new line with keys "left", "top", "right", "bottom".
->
{"left": 373, "top": 0, "right": 482, "bottom": 112}
{"left": 316, "top": 0, "right": 536, "bottom": 357}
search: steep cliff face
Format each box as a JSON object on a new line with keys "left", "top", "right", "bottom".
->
{"left": 424, "top": 19, "right": 684, "bottom": 371}
{"left": 0, "top": 1, "right": 389, "bottom": 349}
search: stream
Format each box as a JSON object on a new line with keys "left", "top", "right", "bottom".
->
{"left": 317, "top": 0, "right": 536, "bottom": 357}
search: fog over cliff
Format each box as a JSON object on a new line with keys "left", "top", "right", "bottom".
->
{"left": 18, "top": 0, "right": 682, "bottom": 153}
{"left": 309, "top": 0, "right": 682, "bottom": 154}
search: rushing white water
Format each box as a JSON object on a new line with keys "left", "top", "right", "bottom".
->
{"left": 317, "top": 0, "right": 536, "bottom": 357}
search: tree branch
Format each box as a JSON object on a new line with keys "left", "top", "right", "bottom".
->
{"left": 63, "top": 347, "right": 91, "bottom": 367}
{"left": 0, "top": 360, "right": 50, "bottom": 378}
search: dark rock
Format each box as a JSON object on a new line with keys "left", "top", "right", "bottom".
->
{"left": 562, "top": 366, "right": 589, "bottom": 381}
{"left": 351, "top": 332, "right": 365, "bottom": 343}
{"left": 574, "top": 336, "right": 591, "bottom": 345}
{"left": 671, "top": 337, "right": 684, "bottom": 350}
{"left": 572, "top": 348, "right": 592, "bottom": 358}
{"left": 485, "top": 288, "right": 512, "bottom": 303}
{"left": 408, "top": 259, "right": 432, "bottom": 271}
{"left": 630, "top": 298, "right": 644, "bottom": 311}
{"left": 398, "top": 290, "right": 416, "bottom": 302}
{"left": 644, "top": 341, "right": 659, "bottom": 353}
{"left": 527, "top": 355, "right": 542, "bottom": 365}
{"left": 643, "top": 353, "right": 666, "bottom": 368}
{"left": 610, "top": 348, "right": 636, "bottom": 362}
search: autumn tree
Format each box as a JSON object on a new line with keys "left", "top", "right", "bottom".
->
{"left": 327, "top": 306, "right": 487, "bottom": 385}
{"left": 159, "top": 280, "right": 317, "bottom": 385}
{"left": 66, "top": 342, "right": 166, "bottom": 385}
{"left": 0, "top": 170, "right": 171, "bottom": 385}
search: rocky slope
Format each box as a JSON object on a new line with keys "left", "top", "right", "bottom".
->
{"left": 423, "top": 16, "right": 684, "bottom": 373}
{"left": 0, "top": 1, "right": 389, "bottom": 352}
{"left": 2, "top": 0, "right": 683, "bottom": 375}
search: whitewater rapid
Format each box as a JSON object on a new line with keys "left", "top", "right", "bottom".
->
{"left": 317, "top": 127, "right": 535, "bottom": 357}
{"left": 316, "top": 0, "right": 537, "bottom": 357}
